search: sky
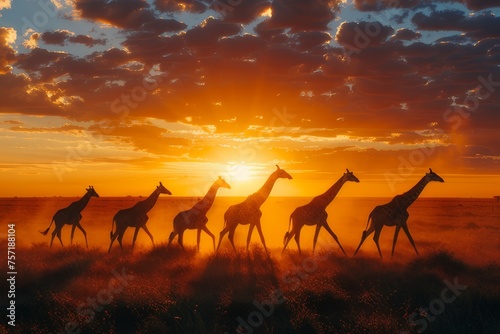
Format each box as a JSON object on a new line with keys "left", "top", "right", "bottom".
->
{"left": 0, "top": 0, "right": 499, "bottom": 197}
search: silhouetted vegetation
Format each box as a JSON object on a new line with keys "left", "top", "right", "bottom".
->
{"left": 1, "top": 244, "right": 499, "bottom": 333}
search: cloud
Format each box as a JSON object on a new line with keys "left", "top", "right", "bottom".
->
{"left": 335, "top": 21, "right": 395, "bottom": 48}
{"left": 391, "top": 28, "right": 422, "bottom": 41}
{"left": 74, "top": 0, "right": 186, "bottom": 32}
{"left": 0, "top": 27, "right": 16, "bottom": 74}
{"left": 9, "top": 124, "right": 86, "bottom": 133}
{"left": 412, "top": 10, "right": 500, "bottom": 39}
{"left": 68, "top": 35, "right": 106, "bottom": 47}
{"left": 41, "top": 30, "right": 73, "bottom": 46}
{"left": 257, "top": 0, "right": 342, "bottom": 32}
{"left": 154, "top": 0, "right": 208, "bottom": 13}
{"left": 0, "top": 0, "right": 11, "bottom": 11}
{"left": 353, "top": 0, "right": 500, "bottom": 11}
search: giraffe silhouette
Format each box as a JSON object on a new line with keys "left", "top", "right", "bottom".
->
{"left": 216, "top": 165, "right": 292, "bottom": 253}
{"left": 40, "top": 186, "right": 99, "bottom": 248}
{"left": 354, "top": 169, "right": 444, "bottom": 259}
{"left": 108, "top": 182, "right": 171, "bottom": 253}
{"left": 167, "top": 176, "right": 231, "bottom": 252}
{"left": 283, "top": 169, "right": 360, "bottom": 255}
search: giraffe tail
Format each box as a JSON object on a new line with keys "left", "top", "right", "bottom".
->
{"left": 39, "top": 218, "right": 54, "bottom": 236}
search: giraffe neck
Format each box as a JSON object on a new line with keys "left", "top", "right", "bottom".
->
{"left": 135, "top": 189, "right": 161, "bottom": 213}
{"left": 311, "top": 175, "right": 346, "bottom": 209}
{"left": 247, "top": 172, "right": 279, "bottom": 207}
{"left": 193, "top": 182, "right": 220, "bottom": 213}
{"left": 398, "top": 176, "right": 429, "bottom": 208}
{"left": 72, "top": 191, "right": 93, "bottom": 212}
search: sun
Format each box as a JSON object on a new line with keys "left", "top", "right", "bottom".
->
{"left": 227, "top": 163, "right": 255, "bottom": 182}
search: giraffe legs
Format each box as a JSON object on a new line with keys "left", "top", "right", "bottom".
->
{"left": 354, "top": 227, "right": 374, "bottom": 256}
{"left": 294, "top": 227, "right": 302, "bottom": 254}
{"left": 391, "top": 226, "right": 401, "bottom": 258}
{"left": 109, "top": 224, "right": 126, "bottom": 253}
{"left": 246, "top": 224, "right": 255, "bottom": 251}
{"left": 402, "top": 224, "right": 419, "bottom": 256}
{"left": 373, "top": 228, "right": 383, "bottom": 259}
{"left": 312, "top": 224, "right": 321, "bottom": 254}
{"left": 117, "top": 231, "right": 125, "bottom": 252}
{"left": 74, "top": 222, "right": 88, "bottom": 248}
{"left": 70, "top": 225, "right": 76, "bottom": 245}
{"left": 282, "top": 229, "right": 295, "bottom": 254}
{"left": 216, "top": 227, "right": 229, "bottom": 253}
{"left": 142, "top": 224, "right": 155, "bottom": 247}
{"left": 227, "top": 229, "right": 237, "bottom": 253}
{"left": 322, "top": 221, "right": 346, "bottom": 256}
{"left": 50, "top": 227, "right": 63, "bottom": 247}
{"left": 255, "top": 221, "right": 268, "bottom": 252}
{"left": 131, "top": 227, "right": 140, "bottom": 251}
{"left": 178, "top": 231, "right": 186, "bottom": 252}
{"left": 197, "top": 229, "right": 201, "bottom": 252}
{"left": 166, "top": 231, "right": 177, "bottom": 249}
{"left": 201, "top": 226, "right": 216, "bottom": 251}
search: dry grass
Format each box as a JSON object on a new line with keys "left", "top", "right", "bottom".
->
{"left": 1, "top": 243, "right": 498, "bottom": 334}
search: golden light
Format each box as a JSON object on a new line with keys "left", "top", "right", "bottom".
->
{"left": 260, "top": 7, "right": 272, "bottom": 17}
{"left": 228, "top": 163, "right": 255, "bottom": 181}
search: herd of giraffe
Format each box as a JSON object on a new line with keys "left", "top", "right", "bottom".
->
{"left": 40, "top": 166, "right": 445, "bottom": 258}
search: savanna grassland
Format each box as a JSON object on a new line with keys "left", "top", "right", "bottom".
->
{"left": 0, "top": 197, "right": 499, "bottom": 333}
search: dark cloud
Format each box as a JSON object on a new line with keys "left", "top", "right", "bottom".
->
{"left": 68, "top": 35, "right": 107, "bottom": 47}
{"left": 41, "top": 30, "right": 72, "bottom": 46}
{"left": 412, "top": 10, "right": 500, "bottom": 39}
{"left": 353, "top": 0, "right": 500, "bottom": 11}
{"left": 353, "top": 0, "right": 424, "bottom": 11}
{"left": 74, "top": 0, "right": 186, "bottom": 32}
{"left": 41, "top": 30, "right": 107, "bottom": 47}
{"left": 154, "top": 0, "right": 208, "bottom": 13}
{"left": 335, "top": 21, "right": 394, "bottom": 48}
{"left": 0, "top": 28, "right": 16, "bottom": 74}
{"left": 215, "top": 0, "right": 271, "bottom": 24}
{"left": 391, "top": 28, "right": 421, "bottom": 41}
{"left": 257, "top": 0, "right": 342, "bottom": 32}
{"left": 185, "top": 17, "right": 241, "bottom": 48}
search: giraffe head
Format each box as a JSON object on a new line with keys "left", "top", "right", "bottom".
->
{"left": 86, "top": 186, "right": 99, "bottom": 198}
{"left": 275, "top": 165, "right": 293, "bottom": 179}
{"left": 216, "top": 176, "right": 231, "bottom": 189}
{"left": 157, "top": 182, "right": 173, "bottom": 195}
{"left": 426, "top": 168, "right": 445, "bottom": 183}
{"left": 344, "top": 169, "right": 360, "bottom": 183}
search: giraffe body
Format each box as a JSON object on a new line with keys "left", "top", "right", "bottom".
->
{"left": 283, "top": 170, "right": 360, "bottom": 255}
{"left": 40, "top": 186, "right": 99, "bottom": 248}
{"left": 108, "top": 182, "right": 171, "bottom": 253}
{"left": 168, "top": 177, "right": 231, "bottom": 251}
{"left": 216, "top": 165, "right": 292, "bottom": 253}
{"left": 354, "top": 169, "right": 444, "bottom": 258}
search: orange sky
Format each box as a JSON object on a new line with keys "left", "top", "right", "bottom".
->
{"left": 0, "top": 1, "right": 499, "bottom": 197}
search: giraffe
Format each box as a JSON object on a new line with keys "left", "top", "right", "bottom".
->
{"left": 108, "top": 182, "right": 171, "bottom": 253}
{"left": 283, "top": 169, "right": 360, "bottom": 255}
{"left": 40, "top": 186, "right": 99, "bottom": 248}
{"left": 167, "top": 176, "right": 231, "bottom": 251}
{"left": 354, "top": 169, "right": 444, "bottom": 259}
{"left": 216, "top": 165, "right": 292, "bottom": 253}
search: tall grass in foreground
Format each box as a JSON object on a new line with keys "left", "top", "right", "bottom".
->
{"left": 1, "top": 243, "right": 498, "bottom": 334}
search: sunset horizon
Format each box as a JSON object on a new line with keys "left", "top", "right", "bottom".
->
{"left": 1, "top": 1, "right": 499, "bottom": 199}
